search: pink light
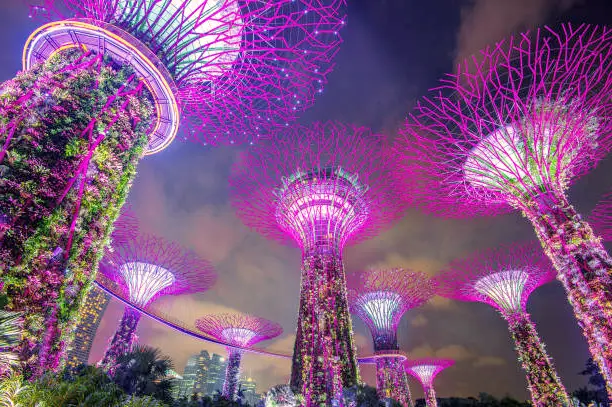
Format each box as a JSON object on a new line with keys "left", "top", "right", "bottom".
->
{"left": 119, "top": 261, "right": 175, "bottom": 307}
{"left": 473, "top": 270, "right": 528, "bottom": 314}
{"left": 221, "top": 328, "right": 257, "bottom": 347}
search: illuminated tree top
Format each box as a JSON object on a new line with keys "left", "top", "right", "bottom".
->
{"left": 195, "top": 313, "right": 282, "bottom": 348}
{"left": 404, "top": 358, "right": 454, "bottom": 387}
{"left": 591, "top": 190, "right": 612, "bottom": 242}
{"left": 435, "top": 242, "right": 556, "bottom": 316}
{"left": 229, "top": 121, "right": 404, "bottom": 251}
{"left": 29, "top": 0, "right": 347, "bottom": 146}
{"left": 393, "top": 24, "right": 612, "bottom": 218}
{"left": 348, "top": 268, "right": 433, "bottom": 334}
{"left": 98, "top": 234, "right": 216, "bottom": 307}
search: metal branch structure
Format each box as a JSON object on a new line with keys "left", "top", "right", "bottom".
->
{"left": 109, "top": 205, "right": 139, "bottom": 247}
{"left": 404, "top": 359, "right": 453, "bottom": 407}
{"left": 348, "top": 268, "right": 434, "bottom": 407}
{"left": 196, "top": 313, "right": 282, "bottom": 401}
{"left": 28, "top": 0, "right": 347, "bottom": 147}
{"left": 393, "top": 23, "right": 612, "bottom": 393}
{"left": 435, "top": 242, "right": 568, "bottom": 406}
{"left": 230, "top": 121, "right": 405, "bottom": 406}
{"left": 97, "top": 234, "right": 216, "bottom": 369}
{"left": 0, "top": 0, "right": 344, "bottom": 376}
{"left": 591, "top": 191, "right": 612, "bottom": 242}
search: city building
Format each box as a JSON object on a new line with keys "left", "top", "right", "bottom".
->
{"left": 240, "top": 376, "right": 262, "bottom": 406}
{"left": 177, "top": 350, "right": 227, "bottom": 399}
{"left": 65, "top": 285, "right": 110, "bottom": 369}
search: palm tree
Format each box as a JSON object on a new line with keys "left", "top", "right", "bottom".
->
{"left": 111, "top": 345, "right": 176, "bottom": 404}
{"left": 0, "top": 310, "right": 21, "bottom": 377}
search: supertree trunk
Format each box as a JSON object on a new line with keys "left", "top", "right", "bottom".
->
{"left": 375, "top": 357, "right": 413, "bottom": 407}
{"left": 0, "top": 49, "right": 152, "bottom": 377}
{"left": 290, "top": 249, "right": 359, "bottom": 406}
{"left": 223, "top": 349, "right": 243, "bottom": 401}
{"left": 520, "top": 191, "right": 612, "bottom": 396}
{"left": 505, "top": 312, "right": 569, "bottom": 406}
{"left": 99, "top": 307, "right": 141, "bottom": 369}
{"left": 423, "top": 385, "right": 437, "bottom": 407}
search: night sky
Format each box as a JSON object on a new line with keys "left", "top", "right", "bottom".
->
{"left": 2, "top": 0, "right": 612, "bottom": 401}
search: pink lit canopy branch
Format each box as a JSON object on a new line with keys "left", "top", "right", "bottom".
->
{"left": 196, "top": 313, "right": 282, "bottom": 400}
{"left": 393, "top": 23, "right": 612, "bottom": 393}
{"left": 348, "top": 268, "right": 432, "bottom": 407}
{"left": 435, "top": 242, "right": 569, "bottom": 406}
{"left": 591, "top": 190, "right": 612, "bottom": 242}
{"left": 230, "top": 121, "right": 406, "bottom": 404}
{"left": 97, "top": 233, "right": 216, "bottom": 368}
{"left": 349, "top": 268, "right": 433, "bottom": 352}
{"left": 29, "top": 0, "right": 347, "bottom": 147}
{"left": 404, "top": 358, "right": 454, "bottom": 407}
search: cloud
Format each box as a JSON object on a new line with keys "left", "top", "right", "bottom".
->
{"left": 408, "top": 343, "right": 504, "bottom": 368}
{"left": 410, "top": 314, "right": 428, "bottom": 327}
{"left": 454, "top": 0, "right": 579, "bottom": 68}
{"left": 473, "top": 356, "right": 507, "bottom": 368}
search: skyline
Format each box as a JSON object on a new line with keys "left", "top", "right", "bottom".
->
{"left": 2, "top": 0, "right": 612, "bottom": 400}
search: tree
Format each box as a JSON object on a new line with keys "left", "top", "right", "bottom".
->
{"left": 0, "top": 310, "right": 21, "bottom": 377}
{"left": 574, "top": 358, "right": 609, "bottom": 407}
{"left": 9, "top": 365, "right": 125, "bottom": 406}
{"left": 112, "top": 345, "right": 176, "bottom": 404}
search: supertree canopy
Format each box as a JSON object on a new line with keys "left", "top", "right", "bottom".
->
{"left": 97, "top": 234, "right": 216, "bottom": 369}
{"left": 0, "top": 0, "right": 344, "bottom": 376}
{"left": 435, "top": 242, "right": 568, "bottom": 406}
{"left": 393, "top": 23, "right": 612, "bottom": 393}
{"left": 28, "top": 0, "right": 346, "bottom": 147}
{"left": 348, "top": 268, "right": 434, "bottom": 407}
{"left": 591, "top": 190, "right": 612, "bottom": 242}
{"left": 196, "top": 313, "right": 282, "bottom": 401}
{"left": 230, "top": 121, "right": 404, "bottom": 405}
{"left": 404, "top": 359, "right": 453, "bottom": 407}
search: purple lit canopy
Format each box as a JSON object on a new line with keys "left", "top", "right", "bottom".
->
{"left": 98, "top": 234, "right": 216, "bottom": 308}
{"left": 30, "top": 0, "right": 347, "bottom": 148}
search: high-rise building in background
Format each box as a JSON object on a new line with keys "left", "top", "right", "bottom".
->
{"left": 177, "top": 355, "right": 198, "bottom": 399}
{"left": 65, "top": 285, "right": 110, "bottom": 369}
{"left": 177, "top": 351, "right": 227, "bottom": 399}
{"left": 240, "top": 376, "right": 261, "bottom": 406}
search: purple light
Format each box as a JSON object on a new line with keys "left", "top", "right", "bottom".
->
{"left": 473, "top": 270, "right": 528, "bottom": 314}
{"left": 230, "top": 122, "right": 405, "bottom": 403}
{"left": 99, "top": 234, "right": 216, "bottom": 308}
{"left": 118, "top": 262, "right": 175, "bottom": 307}
{"left": 98, "top": 234, "right": 215, "bottom": 369}
{"left": 349, "top": 268, "right": 433, "bottom": 351}
{"left": 30, "top": 0, "right": 347, "bottom": 146}
{"left": 196, "top": 313, "right": 282, "bottom": 401}
{"left": 393, "top": 24, "right": 612, "bottom": 392}
{"left": 404, "top": 358, "right": 454, "bottom": 407}
{"left": 435, "top": 242, "right": 569, "bottom": 405}
{"left": 591, "top": 190, "right": 612, "bottom": 242}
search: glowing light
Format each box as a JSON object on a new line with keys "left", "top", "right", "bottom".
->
{"left": 410, "top": 365, "right": 438, "bottom": 386}
{"left": 359, "top": 291, "right": 402, "bottom": 331}
{"left": 275, "top": 167, "right": 369, "bottom": 250}
{"left": 114, "top": 0, "right": 243, "bottom": 81}
{"left": 473, "top": 270, "right": 528, "bottom": 314}
{"left": 119, "top": 261, "right": 175, "bottom": 307}
{"left": 222, "top": 328, "right": 257, "bottom": 347}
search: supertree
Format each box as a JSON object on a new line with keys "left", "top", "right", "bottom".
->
{"left": 97, "top": 233, "right": 216, "bottom": 369}
{"left": 348, "top": 268, "right": 434, "bottom": 407}
{"left": 0, "top": 0, "right": 345, "bottom": 376}
{"left": 229, "top": 122, "right": 405, "bottom": 405}
{"left": 591, "top": 191, "right": 612, "bottom": 242}
{"left": 435, "top": 242, "right": 569, "bottom": 406}
{"left": 393, "top": 23, "right": 612, "bottom": 393}
{"left": 196, "top": 313, "right": 282, "bottom": 401}
{"left": 404, "top": 359, "right": 453, "bottom": 407}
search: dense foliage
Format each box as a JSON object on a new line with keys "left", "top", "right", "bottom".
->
{"left": 0, "top": 48, "right": 153, "bottom": 376}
